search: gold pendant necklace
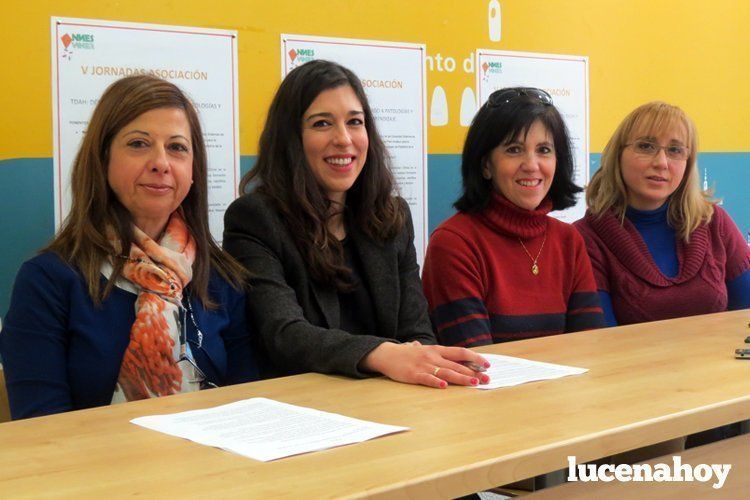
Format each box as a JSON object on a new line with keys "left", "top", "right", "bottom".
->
{"left": 518, "top": 233, "right": 547, "bottom": 276}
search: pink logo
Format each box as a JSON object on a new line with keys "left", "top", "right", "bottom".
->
{"left": 482, "top": 62, "right": 489, "bottom": 73}
{"left": 61, "top": 33, "right": 72, "bottom": 49}
{"left": 288, "top": 49, "right": 297, "bottom": 61}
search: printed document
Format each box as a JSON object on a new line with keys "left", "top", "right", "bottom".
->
{"left": 475, "top": 353, "right": 587, "bottom": 390}
{"left": 131, "top": 397, "right": 408, "bottom": 461}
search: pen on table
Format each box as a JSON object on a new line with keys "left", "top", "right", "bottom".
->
{"left": 462, "top": 361, "right": 487, "bottom": 372}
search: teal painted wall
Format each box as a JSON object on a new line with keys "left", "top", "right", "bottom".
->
{"left": 1, "top": 153, "right": 749, "bottom": 315}
{"left": 0, "top": 158, "right": 55, "bottom": 318}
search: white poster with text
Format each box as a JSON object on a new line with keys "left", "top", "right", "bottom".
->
{"left": 476, "top": 50, "right": 589, "bottom": 223}
{"left": 281, "top": 34, "right": 428, "bottom": 265}
{"left": 52, "top": 17, "right": 240, "bottom": 242}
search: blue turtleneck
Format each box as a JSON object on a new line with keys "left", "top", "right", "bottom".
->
{"left": 626, "top": 204, "right": 678, "bottom": 277}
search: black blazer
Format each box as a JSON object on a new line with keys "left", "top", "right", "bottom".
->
{"left": 223, "top": 193, "right": 436, "bottom": 378}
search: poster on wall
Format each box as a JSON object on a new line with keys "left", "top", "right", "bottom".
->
{"left": 51, "top": 17, "right": 240, "bottom": 243}
{"left": 281, "top": 34, "right": 428, "bottom": 265}
{"left": 476, "top": 49, "right": 589, "bottom": 223}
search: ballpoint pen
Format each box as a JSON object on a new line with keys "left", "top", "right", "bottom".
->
{"left": 461, "top": 361, "right": 488, "bottom": 372}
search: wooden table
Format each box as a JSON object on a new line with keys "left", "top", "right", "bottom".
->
{"left": 1, "top": 310, "right": 749, "bottom": 498}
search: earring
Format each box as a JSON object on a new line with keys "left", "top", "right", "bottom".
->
{"left": 482, "top": 170, "right": 492, "bottom": 180}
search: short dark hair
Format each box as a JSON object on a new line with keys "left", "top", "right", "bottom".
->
{"left": 239, "top": 60, "right": 404, "bottom": 290}
{"left": 454, "top": 88, "right": 581, "bottom": 213}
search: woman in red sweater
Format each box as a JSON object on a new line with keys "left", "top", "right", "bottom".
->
{"left": 422, "top": 88, "right": 604, "bottom": 347}
{"left": 575, "top": 102, "right": 750, "bottom": 327}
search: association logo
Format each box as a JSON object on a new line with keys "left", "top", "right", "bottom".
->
{"left": 288, "top": 47, "right": 315, "bottom": 69}
{"left": 481, "top": 61, "right": 502, "bottom": 82}
{"left": 60, "top": 33, "right": 95, "bottom": 61}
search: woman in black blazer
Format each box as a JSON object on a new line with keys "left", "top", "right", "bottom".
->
{"left": 224, "top": 60, "right": 489, "bottom": 388}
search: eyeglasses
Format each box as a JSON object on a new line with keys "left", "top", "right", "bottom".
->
{"left": 487, "top": 87, "right": 553, "bottom": 108}
{"left": 625, "top": 140, "right": 690, "bottom": 161}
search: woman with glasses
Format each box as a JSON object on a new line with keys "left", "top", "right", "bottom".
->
{"left": 224, "top": 60, "right": 489, "bottom": 388}
{"left": 422, "top": 87, "right": 604, "bottom": 348}
{"left": 0, "top": 76, "right": 259, "bottom": 420}
{"left": 575, "top": 101, "right": 750, "bottom": 327}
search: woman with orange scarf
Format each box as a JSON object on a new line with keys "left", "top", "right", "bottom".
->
{"left": 1, "top": 76, "right": 258, "bottom": 419}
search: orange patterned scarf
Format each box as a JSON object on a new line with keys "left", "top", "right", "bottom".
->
{"left": 110, "top": 211, "right": 198, "bottom": 403}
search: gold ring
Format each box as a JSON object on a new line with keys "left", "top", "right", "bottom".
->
{"left": 433, "top": 367, "right": 440, "bottom": 377}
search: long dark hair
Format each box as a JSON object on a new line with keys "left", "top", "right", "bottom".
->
{"left": 455, "top": 88, "right": 581, "bottom": 212}
{"left": 239, "top": 60, "right": 404, "bottom": 290}
{"left": 47, "top": 75, "right": 248, "bottom": 307}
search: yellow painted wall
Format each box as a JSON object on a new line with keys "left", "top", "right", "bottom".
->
{"left": 2, "top": 0, "right": 749, "bottom": 158}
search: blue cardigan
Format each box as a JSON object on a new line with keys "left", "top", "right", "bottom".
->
{"left": 0, "top": 252, "right": 259, "bottom": 420}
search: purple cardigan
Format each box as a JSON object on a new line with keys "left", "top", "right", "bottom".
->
{"left": 574, "top": 206, "right": 750, "bottom": 325}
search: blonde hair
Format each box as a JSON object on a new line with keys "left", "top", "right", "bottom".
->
{"left": 586, "top": 101, "right": 715, "bottom": 241}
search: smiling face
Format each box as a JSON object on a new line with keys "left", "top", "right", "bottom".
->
{"left": 301, "top": 85, "right": 369, "bottom": 205}
{"left": 483, "top": 119, "right": 556, "bottom": 211}
{"left": 107, "top": 107, "right": 193, "bottom": 238}
{"left": 620, "top": 123, "right": 688, "bottom": 211}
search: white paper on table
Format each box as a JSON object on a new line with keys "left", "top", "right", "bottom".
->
{"left": 131, "top": 397, "right": 409, "bottom": 461}
{"left": 473, "top": 353, "right": 588, "bottom": 390}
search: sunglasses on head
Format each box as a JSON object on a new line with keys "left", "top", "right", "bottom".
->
{"left": 487, "top": 87, "right": 553, "bottom": 108}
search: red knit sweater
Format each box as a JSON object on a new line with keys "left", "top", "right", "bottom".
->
{"left": 422, "top": 193, "right": 604, "bottom": 347}
{"left": 574, "top": 206, "right": 750, "bottom": 325}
